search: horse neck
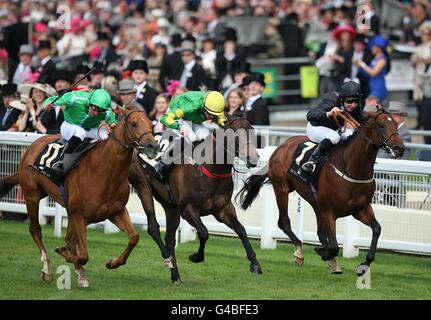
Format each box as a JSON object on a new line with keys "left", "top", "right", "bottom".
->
{"left": 201, "top": 132, "right": 233, "bottom": 174}
{"left": 335, "top": 127, "right": 379, "bottom": 178}
{"left": 97, "top": 124, "right": 132, "bottom": 176}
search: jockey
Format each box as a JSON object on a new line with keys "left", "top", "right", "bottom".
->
{"left": 301, "top": 81, "right": 368, "bottom": 174}
{"left": 43, "top": 89, "right": 117, "bottom": 174}
{"left": 153, "top": 90, "right": 226, "bottom": 178}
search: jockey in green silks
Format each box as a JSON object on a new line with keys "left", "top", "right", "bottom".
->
{"left": 42, "top": 89, "right": 117, "bottom": 174}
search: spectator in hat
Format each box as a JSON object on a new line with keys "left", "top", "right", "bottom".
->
{"left": 330, "top": 24, "right": 356, "bottom": 88}
{"left": 53, "top": 69, "right": 73, "bottom": 94}
{"left": 0, "top": 83, "right": 21, "bottom": 131}
{"left": 355, "top": 35, "right": 391, "bottom": 103}
{"left": 223, "top": 60, "right": 252, "bottom": 99}
{"left": 178, "top": 40, "right": 210, "bottom": 91}
{"left": 159, "top": 33, "right": 184, "bottom": 91}
{"left": 352, "top": 34, "right": 373, "bottom": 100}
{"left": 88, "top": 61, "right": 106, "bottom": 90}
{"left": 73, "top": 64, "right": 91, "bottom": 87}
{"left": 128, "top": 59, "right": 159, "bottom": 114}
{"left": 117, "top": 79, "right": 144, "bottom": 112}
{"left": 36, "top": 40, "right": 56, "bottom": 85}
{"left": 216, "top": 27, "right": 244, "bottom": 91}
{"left": 241, "top": 72, "right": 269, "bottom": 126}
{"left": 12, "top": 44, "right": 33, "bottom": 85}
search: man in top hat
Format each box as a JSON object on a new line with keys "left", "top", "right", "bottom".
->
{"left": 240, "top": 72, "right": 269, "bottom": 126}
{"left": 159, "top": 33, "right": 184, "bottom": 91}
{"left": 128, "top": 59, "right": 159, "bottom": 114}
{"left": 36, "top": 40, "right": 57, "bottom": 85}
{"left": 117, "top": 79, "right": 144, "bottom": 112}
{"left": 0, "top": 83, "right": 21, "bottom": 131}
{"left": 12, "top": 44, "right": 34, "bottom": 85}
{"left": 53, "top": 69, "right": 73, "bottom": 94}
{"left": 179, "top": 40, "right": 210, "bottom": 91}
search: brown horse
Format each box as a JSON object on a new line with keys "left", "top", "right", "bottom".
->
{"left": 237, "top": 110, "right": 405, "bottom": 275}
{"left": 0, "top": 107, "right": 159, "bottom": 287}
{"left": 128, "top": 115, "right": 262, "bottom": 283}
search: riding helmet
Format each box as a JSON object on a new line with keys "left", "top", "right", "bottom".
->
{"left": 204, "top": 91, "right": 225, "bottom": 116}
{"left": 338, "top": 81, "right": 361, "bottom": 98}
{"left": 88, "top": 89, "right": 112, "bottom": 110}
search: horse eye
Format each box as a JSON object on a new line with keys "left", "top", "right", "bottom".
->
{"left": 377, "top": 122, "right": 384, "bottom": 128}
{"left": 131, "top": 122, "right": 138, "bottom": 128}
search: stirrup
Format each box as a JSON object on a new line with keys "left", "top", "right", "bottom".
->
{"left": 301, "top": 161, "right": 316, "bottom": 173}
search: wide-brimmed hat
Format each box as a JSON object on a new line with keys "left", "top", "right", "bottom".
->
{"left": 333, "top": 24, "right": 356, "bottom": 40}
{"left": 10, "top": 94, "right": 29, "bottom": 111}
{"left": 19, "top": 82, "right": 57, "bottom": 97}
{"left": 127, "top": 59, "right": 149, "bottom": 73}
{"left": 387, "top": 101, "right": 408, "bottom": 116}
{"left": 18, "top": 44, "right": 34, "bottom": 56}
{"left": 117, "top": 79, "right": 136, "bottom": 94}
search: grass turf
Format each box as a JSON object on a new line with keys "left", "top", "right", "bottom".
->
{"left": 0, "top": 220, "right": 430, "bottom": 300}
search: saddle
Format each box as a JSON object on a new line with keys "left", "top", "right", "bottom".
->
{"left": 33, "top": 138, "right": 98, "bottom": 186}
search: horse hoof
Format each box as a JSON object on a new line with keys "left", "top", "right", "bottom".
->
{"left": 294, "top": 256, "right": 304, "bottom": 266}
{"left": 356, "top": 264, "right": 369, "bottom": 276}
{"left": 78, "top": 278, "right": 90, "bottom": 288}
{"left": 106, "top": 259, "right": 119, "bottom": 269}
{"left": 172, "top": 278, "right": 182, "bottom": 285}
{"left": 41, "top": 272, "right": 53, "bottom": 284}
{"left": 189, "top": 253, "right": 204, "bottom": 263}
{"left": 331, "top": 268, "right": 343, "bottom": 275}
{"left": 327, "top": 259, "right": 343, "bottom": 274}
{"left": 250, "top": 264, "right": 263, "bottom": 275}
{"left": 163, "top": 257, "right": 174, "bottom": 268}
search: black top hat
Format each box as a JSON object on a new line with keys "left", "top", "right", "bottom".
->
{"left": 75, "top": 64, "right": 91, "bottom": 75}
{"left": 240, "top": 72, "right": 265, "bottom": 88}
{"left": 54, "top": 69, "right": 73, "bottom": 83}
{"left": 127, "top": 59, "right": 149, "bottom": 73}
{"left": 105, "top": 69, "right": 122, "bottom": 81}
{"left": 0, "top": 83, "right": 18, "bottom": 96}
{"left": 37, "top": 40, "right": 51, "bottom": 50}
{"left": 171, "top": 33, "right": 183, "bottom": 47}
{"left": 97, "top": 32, "right": 110, "bottom": 41}
{"left": 224, "top": 27, "right": 237, "bottom": 42}
{"left": 233, "top": 60, "right": 251, "bottom": 75}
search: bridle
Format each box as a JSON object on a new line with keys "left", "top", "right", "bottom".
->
{"left": 111, "top": 110, "right": 153, "bottom": 152}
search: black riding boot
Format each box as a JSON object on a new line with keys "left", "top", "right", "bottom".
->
{"left": 51, "top": 136, "right": 82, "bottom": 175}
{"left": 301, "top": 139, "right": 334, "bottom": 174}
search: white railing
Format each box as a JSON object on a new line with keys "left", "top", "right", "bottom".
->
{"left": 1, "top": 132, "right": 431, "bottom": 257}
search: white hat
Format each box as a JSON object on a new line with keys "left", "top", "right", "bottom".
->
{"left": 10, "top": 94, "right": 29, "bottom": 112}
{"left": 18, "top": 82, "right": 57, "bottom": 97}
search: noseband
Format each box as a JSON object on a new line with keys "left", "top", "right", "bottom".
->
{"left": 112, "top": 110, "right": 153, "bottom": 152}
{"left": 361, "top": 111, "right": 400, "bottom": 153}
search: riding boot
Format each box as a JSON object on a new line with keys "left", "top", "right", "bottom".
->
{"left": 51, "top": 136, "right": 82, "bottom": 175}
{"left": 301, "top": 139, "right": 334, "bottom": 174}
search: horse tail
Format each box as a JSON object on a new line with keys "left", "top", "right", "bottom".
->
{"left": 0, "top": 173, "right": 19, "bottom": 198}
{"left": 235, "top": 166, "right": 269, "bottom": 210}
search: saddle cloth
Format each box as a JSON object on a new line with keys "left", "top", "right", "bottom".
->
{"left": 288, "top": 141, "right": 326, "bottom": 184}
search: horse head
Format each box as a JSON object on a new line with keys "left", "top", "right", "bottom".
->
{"left": 221, "top": 113, "right": 260, "bottom": 168}
{"left": 364, "top": 109, "right": 405, "bottom": 158}
{"left": 114, "top": 107, "right": 159, "bottom": 159}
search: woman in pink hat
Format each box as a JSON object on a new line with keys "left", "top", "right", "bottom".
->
{"left": 329, "top": 24, "right": 356, "bottom": 87}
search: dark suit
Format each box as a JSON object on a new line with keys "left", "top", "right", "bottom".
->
{"left": 3, "top": 22, "right": 29, "bottom": 81}
{"left": 245, "top": 97, "right": 270, "bottom": 126}
{"left": 37, "top": 59, "right": 57, "bottom": 85}
{"left": 136, "top": 84, "right": 159, "bottom": 115}
{"left": 183, "top": 64, "right": 210, "bottom": 91}
{"left": 0, "top": 106, "right": 21, "bottom": 131}
{"left": 159, "top": 50, "right": 183, "bottom": 90}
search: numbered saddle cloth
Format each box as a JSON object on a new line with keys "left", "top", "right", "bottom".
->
{"left": 289, "top": 140, "right": 326, "bottom": 183}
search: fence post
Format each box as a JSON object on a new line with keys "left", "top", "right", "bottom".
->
{"left": 39, "top": 197, "right": 48, "bottom": 225}
{"left": 261, "top": 184, "right": 277, "bottom": 249}
{"left": 343, "top": 215, "right": 360, "bottom": 258}
{"left": 296, "top": 194, "right": 304, "bottom": 241}
{"left": 54, "top": 203, "right": 63, "bottom": 238}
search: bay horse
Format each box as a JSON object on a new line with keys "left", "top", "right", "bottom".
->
{"left": 128, "top": 115, "right": 262, "bottom": 283}
{"left": 236, "top": 109, "right": 405, "bottom": 275}
{"left": 0, "top": 107, "right": 159, "bottom": 287}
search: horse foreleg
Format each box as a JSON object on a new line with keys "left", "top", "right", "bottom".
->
{"left": 319, "top": 210, "right": 342, "bottom": 274}
{"left": 214, "top": 203, "right": 262, "bottom": 274}
{"left": 182, "top": 204, "right": 209, "bottom": 264}
{"left": 138, "top": 189, "right": 170, "bottom": 261}
{"left": 353, "top": 205, "right": 381, "bottom": 276}
{"left": 164, "top": 205, "right": 181, "bottom": 284}
{"left": 106, "top": 207, "right": 140, "bottom": 269}
{"left": 55, "top": 217, "right": 88, "bottom": 266}
{"left": 273, "top": 182, "right": 304, "bottom": 266}
{"left": 25, "top": 197, "right": 53, "bottom": 284}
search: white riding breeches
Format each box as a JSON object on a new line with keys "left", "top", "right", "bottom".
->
{"left": 306, "top": 123, "right": 355, "bottom": 144}
{"left": 179, "top": 119, "right": 218, "bottom": 143}
{"left": 60, "top": 121, "right": 110, "bottom": 142}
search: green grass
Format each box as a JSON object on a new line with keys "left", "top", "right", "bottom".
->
{"left": 0, "top": 220, "right": 430, "bottom": 300}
